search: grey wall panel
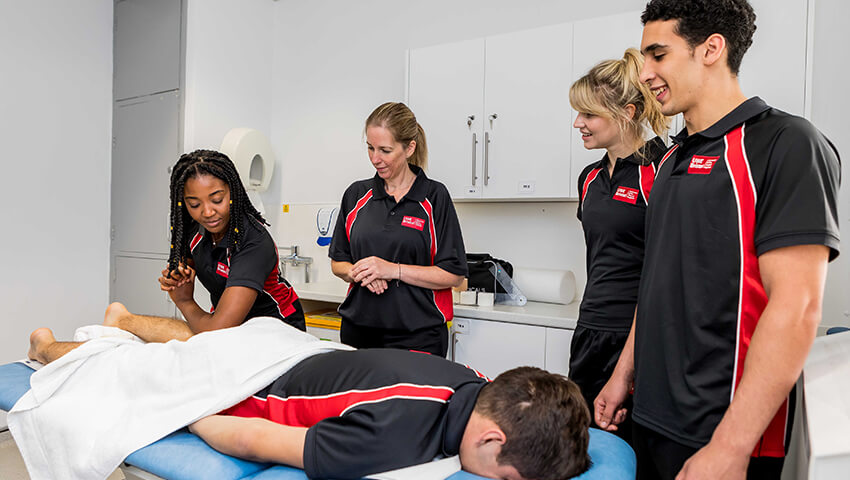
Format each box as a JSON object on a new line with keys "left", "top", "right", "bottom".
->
{"left": 114, "top": 0, "right": 181, "bottom": 100}
{"left": 111, "top": 92, "right": 180, "bottom": 254}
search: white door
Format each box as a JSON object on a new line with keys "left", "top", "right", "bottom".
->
{"left": 112, "top": 255, "right": 175, "bottom": 317}
{"left": 544, "top": 327, "right": 574, "bottom": 377}
{"left": 408, "top": 39, "right": 485, "bottom": 199}
{"left": 452, "top": 317, "right": 546, "bottom": 379}
{"left": 483, "top": 23, "right": 574, "bottom": 199}
{"left": 569, "top": 12, "right": 645, "bottom": 199}
{"left": 111, "top": 92, "right": 181, "bottom": 255}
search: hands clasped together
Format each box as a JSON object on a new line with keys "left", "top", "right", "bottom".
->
{"left": 158, "top": 262, "right": 196, "bottom": 303}
{"left": 349, "top": 256, "right": 399, "bottom": 295}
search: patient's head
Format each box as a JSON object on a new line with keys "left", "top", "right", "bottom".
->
{"left": 460, "top": 367, "right": 591, "bottom": 480}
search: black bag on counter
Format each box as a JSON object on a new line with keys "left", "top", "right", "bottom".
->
{"left": 466, "top": 253, "right": 513, "bottom": 293}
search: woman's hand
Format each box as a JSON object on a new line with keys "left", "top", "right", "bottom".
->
{"left": 159, "top": 263, "right": 195, "bottom": 291}
{"left": 160, "top": 264, "right": 196, "bottom": 304}
{"left": 350, "top": 256, "right": 397, "bottom": 286}
{"left": 365, "top": 279, "right": 388, "bottom": 295}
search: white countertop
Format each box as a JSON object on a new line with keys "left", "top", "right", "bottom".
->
{"left": 292, "top": 280, "right": 579, "bottom": 330}
{"left": 802, "top": 331, "right": 850, "bottom": 477}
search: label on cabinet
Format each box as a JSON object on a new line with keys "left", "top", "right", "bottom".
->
{"left": 454, "top": 318, "right": 470, "bottom": 333}
{"left": 465, "top": 186, "right": 479, "bottom": 195}
{"left": 517, "top": 181, "right": 535, "bottom": 193}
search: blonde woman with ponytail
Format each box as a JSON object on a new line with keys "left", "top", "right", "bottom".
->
{"left": 568, "top": 48, "right": 670, "bottom": 446}
{"left": 329, "top": 102, "right": 467, "bottom": 356}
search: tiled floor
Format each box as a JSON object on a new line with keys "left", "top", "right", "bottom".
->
{"left": 0, "top": 429, "right": 124, "bottom": 480}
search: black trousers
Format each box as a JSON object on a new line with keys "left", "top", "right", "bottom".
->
{"left": 633, "top": 422, "right": 785, "bottom": 480}
{"left": 569, "top": 325, "right": 633, "bottom": 446}
{"left": 340, "top": 321, "right": 448, "bottom": 357}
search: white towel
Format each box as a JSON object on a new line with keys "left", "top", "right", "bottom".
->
{"left": 8, "top": 317, "right": 352, "bottom": 480}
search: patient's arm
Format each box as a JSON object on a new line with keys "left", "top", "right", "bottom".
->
{"left": 189, "top": 415, "right": 306, "bottom": 468}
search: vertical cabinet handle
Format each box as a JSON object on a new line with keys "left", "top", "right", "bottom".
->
{"left": 484, "top": 131, "right": 491, "bottom": 186}
{"left": 451, "top": 330, "right": 457, "bottom": 361}
{"left": 471, "top": 132, "right": 478, "bottom": 186}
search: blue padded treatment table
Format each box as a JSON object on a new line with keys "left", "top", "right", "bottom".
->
{"left": 0, "top": 362, "right": 636, "bottom": 479}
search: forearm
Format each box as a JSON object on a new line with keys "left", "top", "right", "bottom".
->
{"left": 331, "top": 260, "right": 355, "bottom": 283}
{"left": 397, "top": 264, "right": 464, "bottom": 290}
{"left": 612, "top": 314, "right": 637, "bottom": 383}
{"left": 190, "top": 415, "right": 306, "bottom": 467}
{"left": 174, "top": 298, "right": 213, "bottom": 333}
{"left": 710, "top": 300, "right": 818, "bottom": 455}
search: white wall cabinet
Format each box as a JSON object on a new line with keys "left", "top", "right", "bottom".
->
{"left": 112, "top": 255, "right": 175, "bottom": 317}
{"left": 569, "top": 12, "right": 645, "bottom": 198}
{"left": 451, "top": 317, "right": 572, "bottom": 379}
{"left": 408, "top": 23, "right": 573, "bottom": 200}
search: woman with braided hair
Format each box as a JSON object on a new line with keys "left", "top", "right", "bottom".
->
{"left": 28, "top": 150, "right": 305, "bottom": 364}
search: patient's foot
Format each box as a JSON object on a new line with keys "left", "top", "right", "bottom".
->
{"left": 103, "top": 302, "right": 131, "bottom": 328}
{"left": 28, "top": 328, "right": 55, "bottom": 364}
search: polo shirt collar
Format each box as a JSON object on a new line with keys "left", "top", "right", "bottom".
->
{"left": 593, "top": 136, "right": 667, "bottom": 168}
{"left": 672, "top": 96, "right": 771, "bottom": 144}
{"left": 442, "top": 382, "right": 487, "bottom": 456}
{"left": 370, "top": 164, "right": 429, "bottom": 202}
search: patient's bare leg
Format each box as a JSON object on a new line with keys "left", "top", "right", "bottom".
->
{"left": 28, "top": 328, "right": 82, "bottom": 364}
{"left": 103, "top": 302, "right": 194, "bottom": 343}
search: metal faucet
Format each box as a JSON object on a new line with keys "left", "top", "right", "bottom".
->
{"left": 278, "top": 245, "right": 313, "bottom": 283}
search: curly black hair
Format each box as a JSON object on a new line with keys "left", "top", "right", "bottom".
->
{"left": 167, "top": 149, "right": 268, "bottom": 273}
{"left": 641, "top": 0, "right": 757, "bottom": 75}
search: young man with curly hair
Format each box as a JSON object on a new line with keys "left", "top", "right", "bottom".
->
{"left": 594, "top": 1, "right": 841, "bottom": 479}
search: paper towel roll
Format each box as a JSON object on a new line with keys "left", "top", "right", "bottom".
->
{"left": 512, "top": 268, "right": 576, "bottom": 305}
{"left": 220, "top": 128, "right": 275, "bottom": 193}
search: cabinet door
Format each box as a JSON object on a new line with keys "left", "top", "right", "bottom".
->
{"left": 544, "top": 327, "right": 574, "bottom": 376}
{"left": 112, "top": 92, "right": 180, "bottom": 254}
{"left": 569, "top": 12, "right": 644, "bottom": 199}
{"left": 452, "top": 318, "right": 546, "bottom": 379}
{"left": 408, "top": 39, "right": 485, "bottom": 199}
{"left": 483, "top": 23, "right": 573, "bottom": 199}
{"left": 112, "top": 255, "right": 175, "bottom": 317}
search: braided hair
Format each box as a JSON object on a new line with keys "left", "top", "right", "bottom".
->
{"left": 167, "top": 149, "right": 268, "bottom": 273}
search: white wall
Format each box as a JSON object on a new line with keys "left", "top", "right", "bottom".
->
{"left": 260, "top": 0, "right": 646, "bottom": 288}
{"left": 0, "top": 1, "right": 113, "bottom": 363}
{"left": 811, "top": 0, "right": 850, "bottom": 329}
{"left": 183, "top": 0, "right": 274, "bottom": 152}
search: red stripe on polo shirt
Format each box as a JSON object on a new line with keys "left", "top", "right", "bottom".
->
{"left": 189, "top": 233, "right": 203, "bottom": 253}
{"left": 345, "top": 190, "right": 373, "bottom": 242}
{"left": 420, "top": 199, "right": 452, "bottom": 323}
{"left": 657, "top": 143, "right": 679, "bottom": 172}
{"left": 581, "top": 167, "right": 602, "bottom": 205}
{"left": 638, "top": 163, "right": 657, "bottom": 204}
{"left": 262, "top": 254, "right": 298, "bottom": 318}
{"left": 725, "top": 125, "right": 786, "bottom": 457}
{"left": 228, "top": 384, "right": 455, "bottom": 427}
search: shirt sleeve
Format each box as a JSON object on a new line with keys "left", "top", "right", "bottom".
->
{"left": 302, "top": 400, "right": 444, "bottom": 479}
{"left": 328, "top": 184, "right": 356, "bottom": 263}
{"left": 754, "top": 117, "right": 841, "bottom": 260}
{"left": 430, "top": 183, "right": 468, "bottom": 277}
{"left": 225, "top": 224, "right": 277, "bottom": 291}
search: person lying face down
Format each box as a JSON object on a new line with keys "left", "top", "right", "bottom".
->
{"left": 190, "top": 348, "right": 591, "bottom": 480}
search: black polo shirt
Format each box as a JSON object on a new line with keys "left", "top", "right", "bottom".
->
{"left": 222, "top": 349, "right": 488, "bottom": 479}
{"left": 633, "top": 97, "right": 840, "bottom": 456}
{"left": 189, "top": 216, "right": 301, "bottom": 327}
{"left": 329, "top": 164, "right": 468, "bottom": 331}
{"left": 576, "top": 136, "right": 668, "bottom": 332}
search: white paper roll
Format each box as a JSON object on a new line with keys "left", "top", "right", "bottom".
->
{"left": 512, "top": 268, "right": 576, "bottom": 305}
{"left": 220, "top": 128, "right": 275, "bottom": 193}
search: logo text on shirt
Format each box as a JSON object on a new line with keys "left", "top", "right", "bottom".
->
{"left": 688, "top": 155, "right": 719, "bottom": 174}
{"left": 613, "top": 186, "right": 639, "bottom": 205}
{"left": 216, "top": 262, "right": 230, "bottom": 278}
{"left": 401, "top": 216, "right": 426, "bottom": 231}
